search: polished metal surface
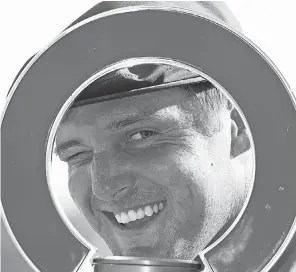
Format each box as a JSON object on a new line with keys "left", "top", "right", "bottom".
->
{"left": 66, "top": 1, "right": 242, "bottom": 32}
{"left": 92, "top": 256, "right": 202, "bottom": 272}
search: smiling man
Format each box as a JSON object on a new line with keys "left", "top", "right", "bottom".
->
{"left": 55, "top": 64, "right": 253, "bottom": 260}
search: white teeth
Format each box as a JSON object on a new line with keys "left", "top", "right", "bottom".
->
{"left": 137, "top": 208, "right": 145, "bottom": 219}
{"left": 115, "top": 214, "right": 122, "bottom": 223}
{"left": 114, "top": 202, "right": 165, "bottom": 224}
{"left": 121, "top": 212, "right": 130, "bottom": 224}
{"left": 144, "top": 206, "right": 153, "bottom": 216}
{"left": 128, "top": 210, "right": 137, "bottom": 221}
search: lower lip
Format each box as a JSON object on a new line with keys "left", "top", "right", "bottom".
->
{"left": 102, "top": 205, "right": 167, "bottom": 233}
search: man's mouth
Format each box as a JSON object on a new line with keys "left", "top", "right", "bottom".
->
{"left": 102, "top": 200, "right": 166, "bottom": 229}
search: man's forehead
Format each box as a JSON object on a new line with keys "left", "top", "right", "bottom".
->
{"left": 61, "top": 87, "right": 194, "bottom": 127}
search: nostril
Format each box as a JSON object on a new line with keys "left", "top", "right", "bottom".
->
{"left": 113, "top": 187, "right": 129, "bottom": 200}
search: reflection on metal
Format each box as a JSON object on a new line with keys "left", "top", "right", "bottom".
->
{"left": 1, "top": 2, "right": 296, "bottom": 272}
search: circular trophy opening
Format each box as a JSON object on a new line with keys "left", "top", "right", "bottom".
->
{"left": 47, "top": 58, "right": 255, "bottom": 261}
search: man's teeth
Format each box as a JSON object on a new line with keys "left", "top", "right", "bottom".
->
{"left": 114, "top": 202, "right": 165, "bottom": 224}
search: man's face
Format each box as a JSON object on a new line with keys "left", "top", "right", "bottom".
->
{"left": 55, "top": 87, "right": 247, "bottom": 259}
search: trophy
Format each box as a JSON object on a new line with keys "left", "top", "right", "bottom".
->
{"left": 1, "top": 2, "right": 296, "bottom": 272}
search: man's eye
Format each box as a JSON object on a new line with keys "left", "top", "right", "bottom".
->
{"left": 130, "top": 130, "right": 158, "bottom": 141}
{"left": 66, "top": 151, "right": 92, "bottom": 163}
{"left": 67, "top": 152, "right": 84, "bottom": 160}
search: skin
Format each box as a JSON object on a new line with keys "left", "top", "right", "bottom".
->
{"left": 55, "top": 87, "right": 251, "bottom": 259}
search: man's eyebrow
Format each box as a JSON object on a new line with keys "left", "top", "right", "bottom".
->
{"left": 106, "top": 113, "right": 159, "bottom": 131}
{"left": 54, "top": 139, "right": 85, "bottom": 156}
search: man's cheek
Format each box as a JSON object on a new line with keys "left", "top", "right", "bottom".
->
{"left": 167, "top": 149, "right": 205, "bottom": 184}
{"left": 68, "top": 168, "right": 92, "bottom": 214}
{"left": 68, "top": 173, "right": 103, "bottom": 232}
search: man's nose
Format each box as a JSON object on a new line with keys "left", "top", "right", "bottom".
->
{"left": 91, "top": 151, "right": 136, "bottom": 202}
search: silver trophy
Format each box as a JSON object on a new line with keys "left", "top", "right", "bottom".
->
{"left": 1, "top": 2, "right": 295, "bottom": 272}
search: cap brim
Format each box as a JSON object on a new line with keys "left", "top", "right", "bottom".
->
{"left": 72, "top": 76, "right": 206, "bottom": 107}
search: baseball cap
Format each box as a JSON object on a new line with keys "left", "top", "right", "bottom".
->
{"left": 73, "top": 63, "right": 206, "bottom": 107}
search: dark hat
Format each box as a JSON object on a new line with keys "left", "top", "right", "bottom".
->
{"left": 72, "top": 64, "right": 206, "bottom": 107}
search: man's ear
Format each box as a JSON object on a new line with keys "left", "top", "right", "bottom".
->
{"left": 230, "top": 109, "right": 251, "bottom": 158}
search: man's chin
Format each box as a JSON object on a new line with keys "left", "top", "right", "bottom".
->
{"left": 114, "top": 240, "right": 202, "bottom": 260}
{"left": 118, "top": 246, "right": 168, "bottom": 259}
